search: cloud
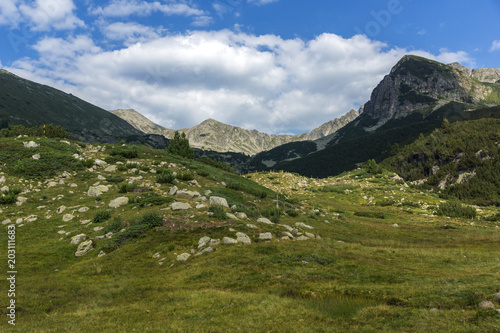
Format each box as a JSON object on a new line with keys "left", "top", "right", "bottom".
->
{"left": 90, "top": 0, "right": 205, "bottom": 18}
{"left": 0, "top": 0, "right": 22, "bottom": 27}
{"left": 19, "top": 0, "right": 84, "bottom": 31}
{"left": 101, "top": 22, "right": 165, "bottom": 45}
{"left": 490, "top": 40, "right": 500, "bottom": 52}
{"left": 247, "top": 0, "right": 279, "bottom": 5}
{"left": 6, "top": 30, "right": 475, "bottom": 134}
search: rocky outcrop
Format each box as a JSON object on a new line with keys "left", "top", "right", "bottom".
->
{"left": 449, "top": 62, "right": 500, "bottom": 84}
{"left": 362, "top": 55, "right": 497, "bottom": 128}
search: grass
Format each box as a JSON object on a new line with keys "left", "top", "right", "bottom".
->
{"left": 1, "top": 136, "right": 499, "bottom": 332}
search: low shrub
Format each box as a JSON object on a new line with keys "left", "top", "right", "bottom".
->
{"left": 118, "top": 182, "right": 138, "bottom": 193}
{"left": 155, "top": 170, "right": 175, "bottom": 184}
{"left": 437, "top": 201, "right": 477, "bottom": 219}
{"left": 208, "top": 206, "right": 228, "bottom": 220}
{"left": 140, "top": 211, "right": 164, "bottom": 228}
{"left": 102, "top": 217, "right": 124, "bottom": 234}
{"left": 93, "top": 210, "right": 111, "bottom": 223}
{"left": 106, "top": 175, "right": 125, "bottom": 183}
{"left": 110, "top": 147, "right": 139, "bottom": 159}
{"left": 177, "top": 171, "right": 194, "bottom": 181}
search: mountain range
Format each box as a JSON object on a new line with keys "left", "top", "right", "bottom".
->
{"left": 110, "top": 108, "right": 360, "bottom": 156}
{"left": 1, "top": 55, "right": 499, "bottom": 178}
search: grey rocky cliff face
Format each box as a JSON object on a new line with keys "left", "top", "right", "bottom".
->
{"left": 449, "top": 62, "right": 500, "bottom": 84}
{"left": 363, "top": 56, "right": 496, "bottom": 124}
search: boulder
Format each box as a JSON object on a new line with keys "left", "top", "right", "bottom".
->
{"left": 109, "top": 197, "right": 129, "bottom": 208}
{"left": 32, "top": 154, "right": 40, "bottom": 160}
{"left": 57, "top": 205, "right": 66, "bottom": 214}
{"left": 75, "top": 240, "right": 94, "bottom": 257}
{"left": 78, "top": 207, "right": 89, "bottom": 213}
{"left": 236, "top": 212, "right": 248, "bottom": 219}
{"left": 70, "top": 234, "right": 87, "bottom": 244}
{"left": 222, "top": 237, "right": 238, "bottom": 245}
{"left": 87, "top": 185, "right": 109, "bottom": 197}
{"left": 176, "top": 253, "right": 191, "bottom": 262}
{"left": 175, "top": 190, "right": 200, "bottom": 199}
{"left": 257, "top": 217, "right": 274, "bottom": 225}
{"left": 210, "top": 196, "right": 229, "bottom": 208}
{"left": 493, "top": 292, "right": 500, "bottom": 303}
{"left": 94, "top": 159, "right": 107, "bottom": 167}
{"left": 104, "top": 165, "right": 117, "bottom": 172}
{"left": 236, "top": 232, "right": 251, "bottom": 245}
{"left": 198, "top": 236, "right": 211, "bottom": 248}
{"left": 23, "top": 141, "right": 39, "bottom": 148}
{"left": 0, "top": 176, "right": 5, "bottom": 183}
{"left": 195, "top": 247, "right": 214, "bottom": 256}
{"left": 478, "top": 300, "right": 495, "bottom": 309}
{"left": 295, "top": 222, "right": 314, "bottom": 229}
{"left": 259, "top": 232, "right": 273, "bottom": 241}
{"left": 226, "top": 213, "right": 238, "bottom": 220}
{"left": 62, "top": 214, "right": 74, "bottom": 222}
{"left": 168, "top": 186, "right": 178, "bottom": 196}
{"left": 296, "top": 235, "right": 309, "bottom": 241}
{"left": 171, "top": 202, "right": 191, "bottom": 211}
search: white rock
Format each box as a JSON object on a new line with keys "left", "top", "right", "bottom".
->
{"left": 175, "top": 190, "right": 200, "bottom": 199}
{"left": 2, "top": 219, "right": 11, "bottom": 225}
{"left": 0, "top": 176, "right": 5, "bottom": 183}
{"left": 296, "top": 235, "right": 309, "bottom": 241}
{"left": 78, "top": 207, "right": 89, "bottom": 213}
{"left": 109, "top": 197, "right": 129, "bottom": 209}
{"left": 246, "top": 224, "right": 258, "bottom": 229}
{"left": 168, "top": 186, "right": 178, "bottom": 196}
{"left": 94, "top": 159, "right": 107, "bottom": 167}
{"left": 62, "top": 214, "right": 74, "bottom": 222}
{"left": 226, "top": 213, "right": 239, "bottom": 220}
{"left": 478, "top": 300, "right": 495, "bottom": 309}
{"left": 32, "top": 154, "right": 40, "bottom": 160}
{"left": 104, "top": 165, "right": 117, "bottom": 172}
{"left": 222, "top": 237, "right": 238, "bottom": 245}
{"left": 257, "top": 217, "right": 274, "bottom": 225}
{"left": 259, "top": 232, "right": 273, "bottom": 241}
{"left": 171, "top": 202, "right": 191, "bottom": 211}
{"left": 75, "top": 240, "right": 94, "bottom": 257}
{"left": 70, "top": 234, "right": 87, "bottom": 244}
{"left": 209, "top": 196, "right": 229, "bottom": 208}
{"left": 176, "top": 253, "right": 191, "bottom": 262}
{"left": 57, "top": 205, "right": 66, "bottom": 214}
{"left": 236, "top": 232, "right": 251, "bottom": 245}
{"left": 295, "top": 222, "right": 314, "bottom": 229}
{"left": 87, "top": 185, "right": 109, "bottom": 197}
{"left": 23, "top": 141, "right": 39, "bottom": 148}
{"left": 236, "top": 212, "right": 248, "bottom": 219}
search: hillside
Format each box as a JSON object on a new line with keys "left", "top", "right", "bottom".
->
{"left": 111, "top": 108, "right": 360, "bottom": 156}
{"left": 383, "top": 114, "right": 500, "bottom": 206}
{"left": 0, "top": 134, "right": 499, "bottom": 332}
{"left": 0, "top": 70, "right": 167, "bottom": 148}
{"left": 270, "top": 56, "right": 500, "bottom": 178}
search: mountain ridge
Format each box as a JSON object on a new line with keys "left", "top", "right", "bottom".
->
{"left": 110, "top": 108, "right": 360, "bottom": 156}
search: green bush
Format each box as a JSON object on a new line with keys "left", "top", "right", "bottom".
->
{"left": 93, "top": 210, "right": 111, "bottom": 223}
{"left": 376, "top": 199, "right": 396, "bottom": 207}
{"left": 82, "top": 158, "right": 95, "bottom": 168}
{"left": 126, "top": 162, "right": 139, "bottom": 169}
{"left": 104, "top": 155, "right": 126, "bottom": 164}
{"left": 208, "top": 206, "right": 228, "bottom": 220}
{"left": 140, "top": 211, "right": 164, "bottom": 228}
{"left": 105, "top": 175, "right": 125, "bottom": 183}
{"left": 110, "top": 147, "right": 139, "bottom": 159}
{"left": 155, "top": 171, "right": 176, "bottom": 184}
{"left": 118, "top": 182, "right": 138, "bottom": 193}
{"left": 177, "top": 171, "right": 194, "bottom": 181}
{"left": 365, "top": 159, "right": 383, "bottom": 174}
{"left": 437, "top": 201, "right": 477, "bottom": 219}
{"left": 135, "top": 194, "right": 174, "bottom": 207}
{"left": 102, "top": 217, "right": 124, "bottom": 234}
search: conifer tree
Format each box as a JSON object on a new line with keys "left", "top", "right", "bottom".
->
{"left": 167, "top": 131, "right": 194, "bottom": 159}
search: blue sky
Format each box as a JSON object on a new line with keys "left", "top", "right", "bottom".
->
{"left": 0, "top": 0, "right": 499, "bottom": 134}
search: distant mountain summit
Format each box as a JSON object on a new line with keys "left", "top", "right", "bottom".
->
{"left": 110, "top": 108, "right": 360, "bottom": 156}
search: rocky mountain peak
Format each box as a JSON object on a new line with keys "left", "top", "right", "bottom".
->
{"left": 362, "top": 55, "right": 498, "bottom": 127}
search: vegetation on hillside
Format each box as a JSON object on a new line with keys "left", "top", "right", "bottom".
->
{"left": 384, "top": 118, "right": 500, "bottom": 205}
{"left": 167, "top": 131, "right": 195, "bottom": 159}
{"left": 0, "top": 135, "right": 499, "bottom": 332}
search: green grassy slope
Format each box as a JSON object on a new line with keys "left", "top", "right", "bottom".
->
{"left": 0, "top": 137, "right": 499, "bottom": 332}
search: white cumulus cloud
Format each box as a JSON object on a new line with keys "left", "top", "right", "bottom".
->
{"left": 6, "top": 30, "right": 475, "bottom": 134}
{"left": 19, "top": 0, "right": 84, "bottom": 31}
{"left": 490, "top": 40, "right": 500, "bottom": 52}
